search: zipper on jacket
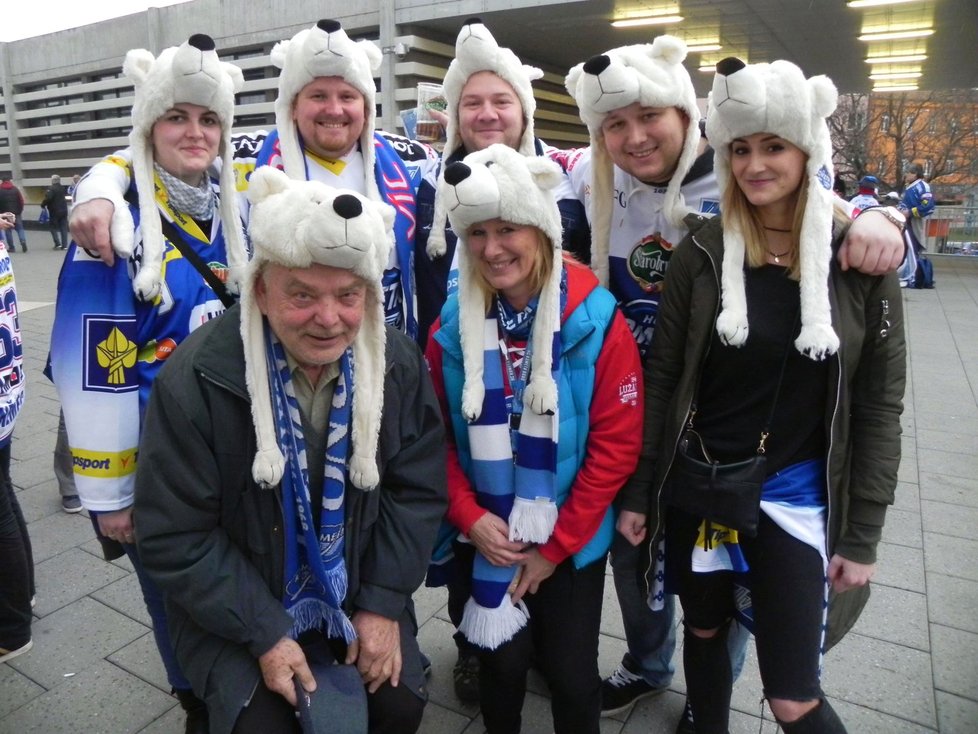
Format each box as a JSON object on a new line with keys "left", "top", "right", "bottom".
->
{"left": 642, "top": 232, "right": 722, "bottom": 599}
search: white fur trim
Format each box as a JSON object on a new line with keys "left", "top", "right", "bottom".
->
{"left": 271, "top": 20, "right": 381, "bottom": 201}
{"left": 244, "top": 169, "right": 394, "bottom": 488}
{"left": 123, "top": 34, "right": 245, "bottom": 301}
{"left": 458, "top": 595, "right": 529, "bottom": 650}
{"left": 707, "top": 57, "right": 839, "bottom": 359}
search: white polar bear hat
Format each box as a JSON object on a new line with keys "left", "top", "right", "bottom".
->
{"left": 241, "top": 167, "right": 396, "bottom": 490}
{"left": 706, "top": 57, "right": 840, "bottom": 360}
{"left": 271, "top": 20, "right": 381, "bottom": 193}
{"left": 426, "top": 18, "right": 543, "bottom": 259}
{"left": 438, "top": 143, "right": 564, "bottom": 421}
{"left": 124, "top": 34, "right": 247, "bottom": 301}
{"left": 565, "top": 36, "right": 701, "bottom": 286}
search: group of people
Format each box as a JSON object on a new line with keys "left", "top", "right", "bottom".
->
{"left": 42, "top": 16, "right": 910, "bottom": 734}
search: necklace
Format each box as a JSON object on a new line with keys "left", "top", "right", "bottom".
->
{"left": 763, "top": 225, "right": 792, "bottom": 233}
{"left": 767, "top": 247, "right": 791, "bottom": 264}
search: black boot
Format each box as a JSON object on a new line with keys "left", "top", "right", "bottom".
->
{"left": 777, "top": 698, "right": 847, "bottom": 733}
{"left": 682, "top": 623, "right": 732, "bottom": 734}
{"left": 174, "top": 688, "right": 209, "bottom": 734}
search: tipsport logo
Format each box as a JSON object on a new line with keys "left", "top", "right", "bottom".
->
{"left": 84, "top": 316, "right": 138, "bottom": 392}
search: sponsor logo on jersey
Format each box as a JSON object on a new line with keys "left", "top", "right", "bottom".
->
{"left": 138, "top": 337, "right": 178, "bottom": 364}
{"left": 626, "top": 233, "right": 675, "bottom": 294}
{"left": 207, "top": 261, "right": 229, "bottom": 283}
{"left": 699, "top": 199, "right": 720, "bottom": 215}
{"left": 71, "top": 446, "right": 138, "bottom": 478}
{"left": 84, "top": 316, "right": 138, "bottom": 392}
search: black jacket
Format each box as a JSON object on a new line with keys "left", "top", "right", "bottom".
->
{"left": 133, "top": 305, "right": 447, "bottom": 733}
{"left": 0, "top": 183, "right": 24, "bottom": 216}
{"left": 42, "top": 182, "right": 69, "bottom": 218}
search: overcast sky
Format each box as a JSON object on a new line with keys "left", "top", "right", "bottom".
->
{"left": 1, "top": 1, "right": 194, "bottom": 42}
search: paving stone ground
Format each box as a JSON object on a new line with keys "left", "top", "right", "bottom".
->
{"left": 2, "top": 244, "right": 977, "bottom": 733}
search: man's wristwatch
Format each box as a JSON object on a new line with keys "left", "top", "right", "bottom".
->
{"left": 863, "top": 205, "right": 906, "bottom": 232}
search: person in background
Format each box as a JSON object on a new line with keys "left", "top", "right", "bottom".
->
{"left": 134, "top": 167, "right": 446, "bottom": 734}
{"left": 0, "top": 177, "right": 28, "bottom": 253}
{"left": 0, "top": 211, "right": 30, "bottom": 665}
{"left": 49, "top": 34, "right": 249, "bottom": 734}
{"left": 41, "top": 175, "right": 70, "bottom": 250}
{"left": 427, "top": 144, "right": 642, "bottom": 733}
{"left": 849, "top": 175, "right": 879, "bottom": 212}
{"left": 899, "top": 162, "right": 935, "bottom": 253}
{"left": 640, "top": 57, "right": 905, "bottom": 734}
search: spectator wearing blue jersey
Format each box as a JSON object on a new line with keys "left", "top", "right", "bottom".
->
{"left": 49, "top": 34, "right": 248, "bottom": 734}
{"left": 899, "top": 163, "right": 935, "bottom": 253}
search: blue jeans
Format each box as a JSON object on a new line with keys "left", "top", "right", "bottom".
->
{"left": 2, "top": 219, "right": 27, "bottom": 251}
{"left": 609, "top": 531, "right": 749, "bottom": 687}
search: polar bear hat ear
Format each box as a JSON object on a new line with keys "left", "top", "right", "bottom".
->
{"left": 439, "top": 144, "right": 563, "bottom": 420}
{"left": 706, "top": 57, "right": 840, "bottom": 361}
{"left": 272, "top": 19, "right": 381, "bottom": 198}
{"left": 241, "top": 169, "right": 395, "bottom": 491}
{"left": 124, "top": 34, "right": 247, "bottom": 302}
{"left": 564, "top": 36, "right": 701, "bottom": 283}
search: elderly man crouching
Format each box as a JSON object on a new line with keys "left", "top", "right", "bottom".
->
{"left": 133, "top": 167, "right": 446, "bottom": 734}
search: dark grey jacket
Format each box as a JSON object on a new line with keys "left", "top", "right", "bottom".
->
{"left": 625, "top": 213, "right": 906, "bottom": 648}
{"left": 134, "top": 305, "right": 447, "bottom": 734}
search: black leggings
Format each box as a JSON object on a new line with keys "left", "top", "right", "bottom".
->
{"left": 668, "top": 508, "right": 827, "bottom": 702}
{"left": 478, "top": 556, "right": 606, "bottom": 734}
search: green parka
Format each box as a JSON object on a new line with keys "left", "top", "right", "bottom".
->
{"left": 621, "top": 214, "right": 906, "bottom": 649}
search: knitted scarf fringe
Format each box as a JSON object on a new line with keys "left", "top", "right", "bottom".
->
{"left": 458, "top": 595, "right": 529, "bottom": 651}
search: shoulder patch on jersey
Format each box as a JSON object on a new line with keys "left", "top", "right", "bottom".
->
{"left": 84, "top": 316, "right": 139, "bottom": 392}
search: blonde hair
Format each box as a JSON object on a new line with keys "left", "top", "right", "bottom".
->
{"left": 722, "top": 156, "right": 849, "bottom": 280}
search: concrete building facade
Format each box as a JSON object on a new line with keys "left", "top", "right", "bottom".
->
{"left": 0, "top": 0, "right": 587, "bottom": 216}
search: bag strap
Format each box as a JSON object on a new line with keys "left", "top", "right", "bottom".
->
{"left": 689, "top": 306, "right": 800, "bottom": 456}
{"left": 123, "top": 186, "right": 236, "bottom": 308}
{"left": 157, "top": 217, "right": 236, "bottom": 308}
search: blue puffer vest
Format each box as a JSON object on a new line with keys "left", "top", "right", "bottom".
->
{"left": 435, "top": 275, "right": 618, "bottom": 568}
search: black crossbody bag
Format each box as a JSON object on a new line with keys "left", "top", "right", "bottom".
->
{"left": 661, "top": 311, "right": 798, "bottom": 537}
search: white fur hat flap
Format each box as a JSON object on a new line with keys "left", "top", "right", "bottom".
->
{"left": 706, "top": 57, "right": 840, "bottom": 360}
{"left": 124, "top": 34, "right": 247, "bottom": 302}
{"left": 439, "top": 144, "right": 563, "bottom": 420}
{"left": 241, "top": 167, "right": 395, "bottom": 490}
{"left": 564, "top": 36, "right": 701, "bottom": 284}
{"left": 271, "top": 20, "right": 381, "bottom": 188}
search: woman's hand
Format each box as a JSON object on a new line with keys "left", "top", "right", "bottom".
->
{"left": 827, "top": 554, "right": 876, "bottom": 593}
{"left": 510, "top": 548, "right": 556, "bottom": 604}
{"left": 97, "top": 507, "right": 135, "bottom": 545}
{"left": 616, "top": 510, "right": 648, "bottom": 546}
{"left": 468, "top": 512, "right": 529, "bottom": 567}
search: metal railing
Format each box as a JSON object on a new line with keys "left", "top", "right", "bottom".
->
{"left": 924, "top": 206, "right": 978, "bottom": 256}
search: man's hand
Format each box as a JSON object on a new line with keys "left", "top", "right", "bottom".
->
{"left": 69, "top": 199, "right": 117, "bottom": 265}
{"left": 510, "top": 548, "right": 556, "bottom": 605}
{"left": 0, "top": 213, "right": 14, "bottom": 231}
{"left": 838, "top": 212, "right": 905, "bottom": 274}
{"left": 97, "top": 507, "right": 135, "bottom": 545}
{"left": 468, "top": 512, "right": 530, "bottom": 567}
{"left": 258, "top": 637, "right": 315, "bottom": 707}
{"left": 827, "top": 554, "right": 876, "bottom": 594}
{"left": 616, "top": 510, "right": 648, "bottom": 546}
{"left": 346, "top": 611, "right": 401, "bottom": 693}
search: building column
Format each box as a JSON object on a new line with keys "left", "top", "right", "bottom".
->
{"left": 378, "top": 0, "right": 398, "bottom": 133}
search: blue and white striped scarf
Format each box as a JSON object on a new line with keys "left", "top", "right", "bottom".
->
{"left": 267, "top": 328, "right": 356, "bottom": 644}
{"left": 459, "top": 296, "right": 561, "bottom": 650}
